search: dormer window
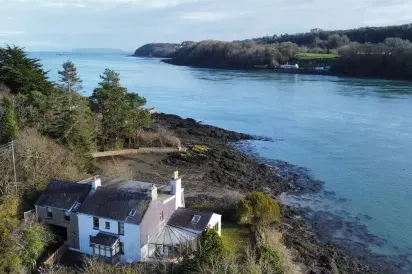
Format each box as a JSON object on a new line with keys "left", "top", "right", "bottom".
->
{"left": 191, "top": 215, "right": 201, "bottom": 224}
{"left": 129, "top": 209, "right": 136, "bottom": 216}
{"left": 73, "top": 202, "right": 81, "bottom": 212}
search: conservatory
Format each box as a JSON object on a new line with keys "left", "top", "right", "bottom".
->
{"left": 148, "top": 225, "right": 200, "bottom": 259}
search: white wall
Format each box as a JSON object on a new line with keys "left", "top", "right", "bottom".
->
{"left": 78, "top": 213, "right": 99, "bottom": 255}
{"left": 122, "top": 222, "right": 140, "bottom": 262}
{"left": 77, "top": 213, "right": 141, "bottom": 262}
{"left": 99, "top": 217, "right": 118, "bottom": 234}
{"left": 207, "top": 213, "right": 222, "bottom": 235}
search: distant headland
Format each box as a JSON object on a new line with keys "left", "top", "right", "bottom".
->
{"left": 133, "top": 23, "right": 412, "bottom": 80}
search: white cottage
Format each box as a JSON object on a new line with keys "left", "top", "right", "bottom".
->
{"left": 35, "top": 172, "right": 221, "bottom": 264}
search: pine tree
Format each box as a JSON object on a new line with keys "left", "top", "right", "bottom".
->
{"left": 58, "top": 60, "right": 82, "bottom": 93}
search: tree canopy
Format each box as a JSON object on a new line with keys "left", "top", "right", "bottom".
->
{"left": 0, "top": 45, "right": 52, "bottom": 95}
{"left": 238, "top": 192, "right": 281, "bottom": 227}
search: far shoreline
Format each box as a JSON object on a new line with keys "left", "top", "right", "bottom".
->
{"left": 131, "top": 54, "right": 412, "bottom": 82}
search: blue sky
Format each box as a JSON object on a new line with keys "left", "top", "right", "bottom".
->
{"left": 1, "top": 0, "right": 412, "bottom": 51}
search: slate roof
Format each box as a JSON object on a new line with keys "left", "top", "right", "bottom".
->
{"left": 35, "top": 180, "right": 92, "bottom": 210}
{"left": 168, "top": 208, "right": 214, "bottom": 232}
{"left": 77, "top": 187, "right": 151, "bottom": 225}
{"left": 90, "top": 232, "right": 119, "bottom": 247}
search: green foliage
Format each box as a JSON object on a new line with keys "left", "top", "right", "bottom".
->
{"left": 0, "top": 45, "right": 52, "bottom": 95}
{"left": 91, "top": 69, "right": 150, "bottom": 150}
{"left": 195, "top": 228, "right": 224, "bottom": 261}
{"left": 58, "top": 60, "right": 83, "bottom": 93}
{"left": 221, "top": 222, "right": 248, "bottom": 255}
{"left": 259, "top": 246, "right": 283, "bottom": 274}
{"left": 21, "top": 224, "right": 53, "bottom": 266}
{"left": 192, "top": 144, "right": 209, "bottom": 153}
{"left": 0, "top": 97, "right": 18, "bottom": 143}
{"left": 297, "top": 53, "right": 339, "bottom": 59}
{"left": 170, "top": 40, "right": 301, "bottom": 68}
{"left": 333, "top": 38, "right": 412, "bottom": 79}
{"left": 0, "top": 195, "right": 19, "bottom": 243}
{"left": 238, "top": 192, "right": 281, "bottom": 227}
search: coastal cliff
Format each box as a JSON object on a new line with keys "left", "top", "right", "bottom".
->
{"left": 133, "top": 41, "right": 194, "bottom": 58}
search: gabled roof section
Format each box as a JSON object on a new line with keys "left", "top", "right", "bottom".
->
{"left": 35, "top": 180, "right": 92, "bottom": 210}
{"left": 90, "top": 232, "right": 119, "bottom": 247}
{"left": 77, "top": 187, "right": 151, "bottom": 225}
{"left": 168, "top": 208, "right": 214, "bottom": 232}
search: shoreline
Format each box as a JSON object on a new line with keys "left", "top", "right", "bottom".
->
{"left": 104, "top": 113, "right": 405, "bottom": 273}
{"left": 131, "top": 55, "right": 412, "bottom": 82}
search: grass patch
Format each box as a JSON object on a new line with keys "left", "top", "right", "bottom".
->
{"left": 221, "top": 222, "right": 248, "bottom": 255}
{"left": 297, "top": 53, "right": 339, "bottom": 59}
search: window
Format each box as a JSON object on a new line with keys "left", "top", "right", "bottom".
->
{"left": 47, "top": 207, "right": 53, "bottom": 219}
{"left": 129, "top": 209, "right": 136, "bottom": 216}
{"left": 73, "top": 202, "right": 81, "bottom": 212}
{"left": 213, "top": 223, "right": 219, "bottom": 231}
{"left": 105, "top": 221, "right": 110, "bottom": 229}
{"left": 92, "top": 245, "right": 113, "bottom": 258}
{"left": 159, "top": 211, "right": 164, "bottom": 221}
{"left": 119, "top": 242, "right": 124, "bottom": 255}
{"left": 191, "top": 215, "right": 201, "bottom": 224}
{"left": 93, "top": 217, "right": 99, "bottom": 229}
{"left": 118, "top": 222, "right": 124, "bottom": 235}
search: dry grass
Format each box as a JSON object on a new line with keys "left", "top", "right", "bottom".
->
{"left": 97, "top": 157, "right": 135, "bottom": 179}
{"left": 15, "top": 129, "right": 90, "bottom": 191}
{"left": 138, "top": 128, "right": 181, "bottom": 148}
{"left": 264, "top": 228, "right": 304, "bottom": 274}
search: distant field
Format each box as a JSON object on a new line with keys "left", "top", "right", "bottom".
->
{"left": 221, "top": 222, "right": 248, "bottom": 255}
{"left": 297, "top": 53, "right": 339, "bottom": 59}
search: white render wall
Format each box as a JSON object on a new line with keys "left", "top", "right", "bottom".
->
{"left": 99, "top": 217, "right": 119, "bottom": 234}
{"left": 207, "top": 213, "right": 222, "bottom": 235}
{"left": 77, "top": 213, "right": 141, "bottom": 262}
{"left": 78, "top": 213, "right": 99, "bottom": 255}
{"left": 122, "top": 222, "right": 140, "bottom": 262}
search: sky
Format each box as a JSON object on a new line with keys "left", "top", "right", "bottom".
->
{"left": 1, "top": 0, "right": 412, "bottom": 51}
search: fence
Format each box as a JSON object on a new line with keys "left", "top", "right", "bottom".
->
{"left": 92, "top": 146, "right": 186, "bottom": 158}
{"left": 43, "top": 244, "right": 68, "bottom": 266}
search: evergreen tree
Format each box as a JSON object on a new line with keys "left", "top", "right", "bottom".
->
{"left": 0, "top": 97, "right": 18, "bottom": 143}
{"left": 91, "top": 69, "right": 149, "bottom": 150}
{"left": 0, "top": 45, "right": 52, "bottom": 95}
{"left": 58, "top": 60, "right": 83, "bottom": 93}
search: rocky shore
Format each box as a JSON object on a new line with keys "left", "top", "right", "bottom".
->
{"left": 99, "top": 113, "right": 400, "bottom": 273}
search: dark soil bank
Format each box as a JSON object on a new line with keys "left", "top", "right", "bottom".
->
{"left": 148, "top": 113, "right": 397, "bottom": 273}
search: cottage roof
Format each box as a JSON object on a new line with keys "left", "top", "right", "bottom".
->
{"left": 90, "top": 232, "right": 119, "bottom": 247}
{"left": 77, "top": 187, "right": 151, "bottom": 225}
{"left": 35, "top": 180, "right": 91, "bottom": 210}
{"left": 167, "top": 208, "right": 214, "bottom": 232}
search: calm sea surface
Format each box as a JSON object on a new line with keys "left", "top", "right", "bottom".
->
{"left": 31, "top": 52, "right": 412, "bottom": 269}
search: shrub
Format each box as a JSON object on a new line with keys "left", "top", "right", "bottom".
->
{"left": 138, "top": 128, "right": 181, "bottom": 148}
{"left": 238, "top": 192, "right": 281, "bottom": 227}
{"left": 192, "top": 144, "right": 209, "bottom": 153}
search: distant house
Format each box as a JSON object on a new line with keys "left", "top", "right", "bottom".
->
{"left": 280, "top": 63, "right": 299, "bottom": 69}
{"left": 316, "top": 65, "right": 331, "bottom": 71}
{"left": 35, "top": 172, "right": 221, "bottom": 264}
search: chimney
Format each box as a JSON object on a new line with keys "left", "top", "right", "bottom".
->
{"left": 150, "top": 184, "right": 158, "bottom": 201}
{"left": 170, "top": 171, "right": 183, "bottom": 209}
{"left": 92, "top": 176, "right": 101, "bottom": 190}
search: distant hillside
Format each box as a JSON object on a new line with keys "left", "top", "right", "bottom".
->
{"left": 133, "top": 42, "right": 194, "bottom": 58}
{"left": 254, "top": 23, "right": 412, "bottom": 46}
{"left": 72, "top": 48, "right": 124, "bottom": 54}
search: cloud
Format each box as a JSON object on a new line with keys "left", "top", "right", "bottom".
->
{"left": 1, "top": 0, "right": 412, "bottom": 50}
{"left": 0, "top": 0, "right": 203, "bottom": 9}
{"left": 180, "top": 11, "right": 250, "bottom": 22}
{"left": 0, "top": 30, "right": 24, "bottom": 37}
